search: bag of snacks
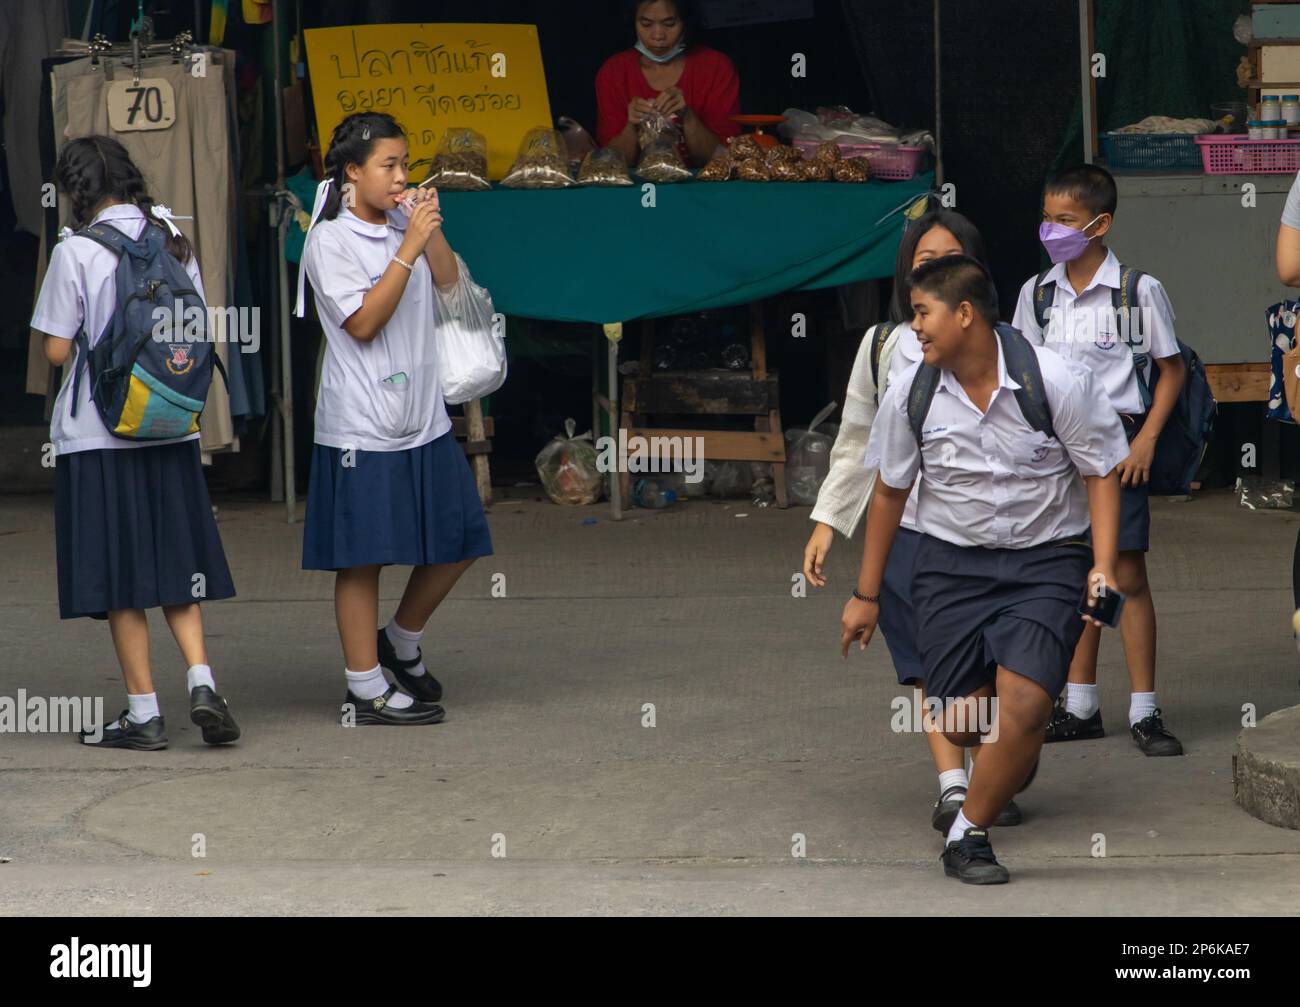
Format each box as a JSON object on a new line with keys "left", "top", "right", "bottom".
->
{"left": 736, "top": 158, "right": 772, "bottom": 181}
{"left": 728, "top": 134, "right": 765, "bottom": 161}
{"left": 833, "top": 157, "right": 873, "bottom": 182}
{"left": 502, "top": 127, "right": 576, "bottom": 189}
{"left": 766, "top": 144, "right": 802, "bottom": 164}
{"left": 422, "top": 128, "right": 491, "bottom": 192}
{"left": 802, "top": 158, "right": 833, "bottom": 181}
{"left": 535, "top": 419, "right": 603, "bottom": 506}
{"left": 813, "top": 140, "right": 843, "bottom": 164}
{"left": 697, "top": 153, "right": 733, "bottom": 181}
{"left": 769, "top": 157, "right": 804, "bottom": 181}
{"left": 578, "top": 147, "right": 634, "bottom": 186}
{"left": 636, "top": 111, "right": 691, "bottom": 183}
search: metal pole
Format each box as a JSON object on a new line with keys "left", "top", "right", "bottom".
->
{"left": 933, "top": 0, "right": 943, "bottom": 187}
{"left": 272, "top": 0, "right": 296, "bottom": 522}
{"left": 1080, "top": 0, "right": 1095, "bottom": 164}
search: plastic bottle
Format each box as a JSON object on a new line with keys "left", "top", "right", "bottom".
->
{"left": 633, "top": 478, "right": 678, "bottom": 509}
{"left": 1284, "top": 96, "right": 1300, "bottom": 127}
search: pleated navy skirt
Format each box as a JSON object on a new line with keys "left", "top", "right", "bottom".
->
{"left": 55, "top": 440, "right": 236, "bottom": 620}
{"left": 302, "top": 431, "right": 494, "bottom": 571}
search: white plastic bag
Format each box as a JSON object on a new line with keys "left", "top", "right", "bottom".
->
{"left": 434, "top": 253, "right": 507, "bottom": 404}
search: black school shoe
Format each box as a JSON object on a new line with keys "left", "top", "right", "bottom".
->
{"left": 1131, "top": 709, "right": 1184, "bottom": 756}
{"left": 1044, "top": 700, "right": 1105, "bottom": 743}
{"left": 80, "top": 711, "right": 168, "bottom": 751}
{"left": 344, "top": 685, "right": 445, "bottom": 726}
{"left": 931, "top": 787, "right": 1023, "bottom": 832}
{"left": 190, "top": 686, "right": 241, "bottom": 745}
{"left": 377, "top": 628, "right": 443, "bottom": 703}
{"left": 941, "top": 827, "right": 1010, "bottom": 885}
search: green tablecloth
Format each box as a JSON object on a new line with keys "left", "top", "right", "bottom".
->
{"left": 439, "top": 174, "right": 933, "bottom": 323}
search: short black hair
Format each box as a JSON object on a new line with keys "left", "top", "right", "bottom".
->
{"left": 1045, "top": 163, "right": 1118, "bottom": 218}
{"left": 908, "top": 254, "right": 1000, "bottom": 324}
{"left": 629, "top": 0, "right": 703, "bottom": 42}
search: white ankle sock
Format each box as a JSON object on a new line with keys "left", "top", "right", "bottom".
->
{"left": 938, "top": 768, "right": 968, "bottom": 796}
{"left": 385, "top": 618, "right": 428, "bottom": 676}
{"left": 346, "top": 665, "right": 414, "bottom": 709}
{"left": 126, "top": 692, "right": 160, "bottom": 724}
{"left": 186, "top": 664, "right": 216, "bottom": 693}
{"left": 946, "top": 808, "right": 977, "bottom": 845}
{"left": 1066, "top": 682, "right": 1100, "bottom": 720}
{"left": 1129, "top": 691, "right": 1157, "bottom": 726}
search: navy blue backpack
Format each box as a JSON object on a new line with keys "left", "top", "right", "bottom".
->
{"left": 70, "top": 221, "right": 225, "bottom": 440}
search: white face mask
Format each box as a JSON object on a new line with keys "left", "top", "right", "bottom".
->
{"left": 636, "top": 39, "right": 686, "bottom": 64}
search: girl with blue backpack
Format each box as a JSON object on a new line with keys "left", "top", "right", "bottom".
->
{"left": 30, "top": 136, "right": 240, "bottom": 751}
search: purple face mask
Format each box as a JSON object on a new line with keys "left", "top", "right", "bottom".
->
{"left": 1038, "top": 214, "right": 1103, "bottom": 264}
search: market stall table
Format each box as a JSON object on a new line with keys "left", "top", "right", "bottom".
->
{"left": 439, "top": 174, "right": 933, "bottom": 515}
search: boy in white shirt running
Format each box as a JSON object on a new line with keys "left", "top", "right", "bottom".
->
{"left": 842, "top": 255, "right": 1127, "bottom": 883}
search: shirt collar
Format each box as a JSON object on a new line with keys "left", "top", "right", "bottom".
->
{"left": 337, "top": 206, "right": 407, "bottom": 238}
{"left": 936, "top": 329, "right": 1021, "bottom": 398}
{"left": 1041, "top": 247, "right": 1120, "bottom": 295}
{"left": 89, "top": 203, "right": 146, "bottom": 225}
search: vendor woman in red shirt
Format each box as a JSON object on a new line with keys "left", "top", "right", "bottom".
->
{"left": 596, "top": 0, "right": 741, "bottom": 167}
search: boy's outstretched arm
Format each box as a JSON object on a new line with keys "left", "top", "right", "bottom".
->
{"left": 1082, "top": 470, "right": 1121, "bottom": 625}
{"left": 840, "top": 479, "right": 910, "bottom": 658}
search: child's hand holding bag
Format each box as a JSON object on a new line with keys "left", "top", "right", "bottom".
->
{"left": 433, "top": 253, "right": 507, "bottom": 404}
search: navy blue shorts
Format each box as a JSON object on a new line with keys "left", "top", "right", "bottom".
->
{"left": 911, "top": 533, "right": 1092, "bottom": 703}
{"left": 303, "top": 431, "right": 494, "bottom": 571}
{"left": 55, "top": 441, "right": 236, "bottom": 620}
{"left": 878, "top": 527, "right": 924, "bottom": 686}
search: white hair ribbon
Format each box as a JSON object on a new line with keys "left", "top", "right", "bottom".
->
{"left": 294, "top": 176, "right": 335, "bottom": 318}
{"left": 58, "top": 226, "right": 73, "bottom": 242}
{"left": 150, "top": 204, "right": 193, "bottom": 238}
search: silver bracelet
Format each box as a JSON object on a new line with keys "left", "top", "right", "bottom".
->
{"left": 392, "top": 255, "right": 414, "bottom": 272}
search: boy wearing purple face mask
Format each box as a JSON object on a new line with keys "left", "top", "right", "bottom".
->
{"left": 1011, "top": 164, "right": 1187, "bottom": 758}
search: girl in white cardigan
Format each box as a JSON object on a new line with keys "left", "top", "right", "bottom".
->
{"left": 804, "top": 210, "right": 1025, "bottom": 832}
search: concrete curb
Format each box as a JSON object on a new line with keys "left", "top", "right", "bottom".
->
{"left": 1234, "top": 703, "right": 1300, "bottom": 830}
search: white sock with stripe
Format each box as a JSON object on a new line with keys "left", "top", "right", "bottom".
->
{"left": 938, "top": 768, "right": 968, "bottom": 796}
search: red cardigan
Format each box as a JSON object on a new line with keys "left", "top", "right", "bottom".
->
{"left": 595, "top": 46, "right": 741, "bottom": 162}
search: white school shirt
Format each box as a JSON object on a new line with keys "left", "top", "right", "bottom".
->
{"left": 30, "top": 203, "right": 205, "bottom": 456}
{"left": 302, "top": 207, "right": 452, "bottom": 452}
{"left": 864, "top": 336, "right": 1129, "bottom": 549}
{"left": 1010, "top": 248, "right": 1179, "bottom": 415}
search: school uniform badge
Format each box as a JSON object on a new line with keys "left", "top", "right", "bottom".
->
{"left": 165, "top": 344, "right": 194, "bottom": 375}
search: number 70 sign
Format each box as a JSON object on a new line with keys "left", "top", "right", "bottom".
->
{"left": 106, "top": 79, "right": 177, "bottom": 132}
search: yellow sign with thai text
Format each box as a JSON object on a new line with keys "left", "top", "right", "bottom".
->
{"left": 304, "top": 23, "right": 553, "bottom": 181}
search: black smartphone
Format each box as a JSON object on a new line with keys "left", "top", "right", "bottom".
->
{"left": 1078, "top": 584, "right": 1125, "bottom": 628}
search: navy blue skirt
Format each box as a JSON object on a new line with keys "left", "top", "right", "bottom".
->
{"left": 879, "top": 527, "right": 925, "bottom": 686}
{"left": 911, "top": 533, "right": 1091, "bottom": 703}
{"left": 302, "top": 432, "right": 494, "bottom": 571}
{"left": 55, "top": 441, "right": 236, "bottom": 620}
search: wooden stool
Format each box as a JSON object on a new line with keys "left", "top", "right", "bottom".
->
{"left": 451, "top": 399, "right": 493, "bottom": 505}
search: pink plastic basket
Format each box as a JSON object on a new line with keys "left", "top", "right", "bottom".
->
{"left": 793, "top": 138, "right": 928, "bottom": 180}
{"left": 1196, "top": 134, "right": 1300, "bottom": 174}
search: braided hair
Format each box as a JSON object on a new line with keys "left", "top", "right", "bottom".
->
{"left": 54, "top": 135, "right": 193, "bottom": 264}
{"left": 319, "top": 112, "right": 408, "bottom": 221}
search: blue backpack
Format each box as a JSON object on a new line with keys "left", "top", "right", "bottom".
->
{"left": 1031, "top": 265, "right": 1216, "bottom": 495}
{"left": 70, "top": 221, "right": 226, "bottom": 440}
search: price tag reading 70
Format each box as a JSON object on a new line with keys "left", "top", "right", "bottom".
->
{"left": 106, "top": 79, "right": 177, "bottom": 132}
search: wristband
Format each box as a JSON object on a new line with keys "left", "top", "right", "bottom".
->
{"left": 852, "top": 589, "right": 880, "bottom": 604}
{"left": 392, "top": 255, "right": 414, "bottom": 272}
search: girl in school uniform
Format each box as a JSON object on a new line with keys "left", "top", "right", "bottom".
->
{"left": 803, "top": 210, "right": 1024, "bottom": 833}
{"left": 31, "top": 135, "right": 240, "bottom": 751}
{"left": 296, "top": 111, "right": 493, "bottom": 726}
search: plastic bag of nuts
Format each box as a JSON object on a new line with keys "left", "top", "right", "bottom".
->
{"left": 765, "top": 143, "right": 803, "bottom": 164}
{"left": 812, "top": 140, "right": 843, "bottom": 164}
{"left": 636, "top": 112, "right": 692, "bottom": 183}
{"left": 501, "top": 127, "right": 576, "bottom": 189}
{"left": 697, "top": 153, "right": 734, "bottom": 181}
{"left": 578, "top": 147, "right": 634, "bottom": 186}
{"left": 802, "top": 158, "right": 834, "bottom": 181}
{"left": 736, "top": 158, "right": 772, "bottom": 181}
{"left": 769, "top": 157, "right": 804, "bottom": 181}
{"left": 728, "top": 134, "right": 765, "bottom": 161}
{"left": 422, "top": 128, "right": 491, "bottom": 191}
{"left": 833, "top": 156, "right": 873, "bottom": 182}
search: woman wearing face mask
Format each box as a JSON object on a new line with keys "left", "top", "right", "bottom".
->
{"left": 805, "top": 209, "right": 1026, "bottom": 832}
{"left": 596, "top": 0, "right": 740, "bottom": 168}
